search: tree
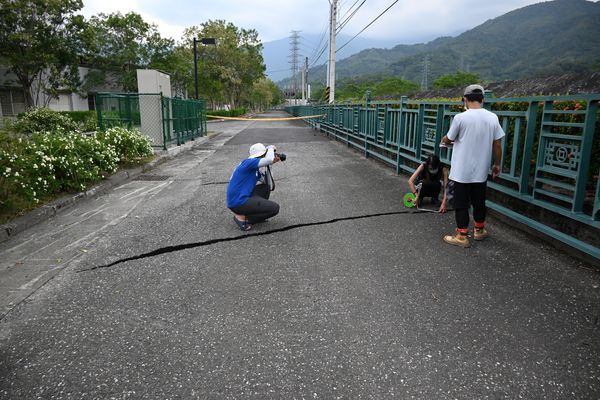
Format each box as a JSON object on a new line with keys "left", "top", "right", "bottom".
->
{"left": 246, "top": 78, "right": 283, "bottom": 111}
{"left": 433, "top": 71, "right": 481, "bottom": 89}
{"left": 372, "top": 77, "right": 418, "bottom": 97}
{"left": 83, "top": 12, "right": 175, "bottom": 92}
{"left": 183, "top": 20, "right": 265, "bottom": 109}
{"left": 0, "top": 0, "right": 86, "bottom": 108}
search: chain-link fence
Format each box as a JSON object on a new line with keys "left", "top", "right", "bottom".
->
{"left": 96, "top": 93, "right": 207, "bottom": 150}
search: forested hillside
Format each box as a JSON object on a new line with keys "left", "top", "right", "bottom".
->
{"left": 303, "top": 0, "right": 600, "bottom": 88}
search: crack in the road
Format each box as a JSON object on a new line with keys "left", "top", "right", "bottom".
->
{"left": 77, "top": 209, "right": 438, "bottom": 273}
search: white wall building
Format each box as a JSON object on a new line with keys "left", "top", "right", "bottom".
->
{"left": 0, "top": 66, "right": 122, "bottom": 117}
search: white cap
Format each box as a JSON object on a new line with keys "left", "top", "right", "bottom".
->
{"left": 248, "top": 143, "right": 267, "bottom": 158}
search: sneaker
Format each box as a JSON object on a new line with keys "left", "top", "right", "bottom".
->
{"left": 233, "top": 216, "right": 251, "bottom": 231}
{"left": 474, "top": 227, "right": 489, "bottom": 241}
{"left": 443, "top": 230, "right": 471, "bottom": 248}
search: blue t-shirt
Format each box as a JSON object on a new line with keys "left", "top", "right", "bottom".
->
{"left": 226, "top": 158, "right": 261, "bottom": 208}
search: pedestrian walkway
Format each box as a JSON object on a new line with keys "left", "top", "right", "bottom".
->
{"left": 1, "top": 111, "right": 599, "bottom": 399}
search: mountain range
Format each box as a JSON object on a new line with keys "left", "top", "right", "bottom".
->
{"left": 271, "top": 0, "right": 600, "bottom": 87}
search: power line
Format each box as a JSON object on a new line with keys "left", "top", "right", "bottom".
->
{"left": 337, "top": 0, "right": 362, "bottom": 25}
{"left": 337, "top": 0, "right": 366, "bottom": 34}
{"left": 266, "top": 68, "right": 291, "bottom": 74}
{"left": 307, "top": 23, "right": 329, "bottom": 65}
{"left": 309, "top": 42, "right": 329, "bottom": 68}
{"left": 336, "top": 0, "right": 399, "bottom": 53}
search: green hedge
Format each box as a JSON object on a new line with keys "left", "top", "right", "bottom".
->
{"left": 16, "top": 108, "right": 98, "bottom": 133}
{"left": 58, "top": 111, "right": 98, "bottom": 132}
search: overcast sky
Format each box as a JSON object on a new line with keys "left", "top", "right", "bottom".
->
{"left": 81, "top": 0, "right": 547, "bottom": 45}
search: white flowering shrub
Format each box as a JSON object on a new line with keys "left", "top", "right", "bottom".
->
{"left": 0, "top": 130, "right": 119, "bottom": 206}
{"left": 1, "top": 124, "right": 154, "bottom": 218}
{"left": 99, "top": 127, "right": 153, "bottom": 163}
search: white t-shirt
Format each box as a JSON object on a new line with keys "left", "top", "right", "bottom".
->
{"left": 446, "top": 108, "right": 505, "bottom": 183}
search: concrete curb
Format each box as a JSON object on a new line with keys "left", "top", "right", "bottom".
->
{"left": 0, "top": 136, "right": 209, "bottom": 244}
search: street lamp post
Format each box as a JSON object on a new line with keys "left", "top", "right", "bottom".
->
{"left": 193, "top": 37, "right": 216, "bottom": 100}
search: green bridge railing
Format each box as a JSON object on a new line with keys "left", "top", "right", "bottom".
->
{"left": 286, "top": 94, "right": 600, "bottom": 261}
{"left": 96, "top": 93, "right": 207, "bottom": 150}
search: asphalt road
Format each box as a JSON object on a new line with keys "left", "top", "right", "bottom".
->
{"left": 1, "top": 111, "right": 599, "bottom": 399}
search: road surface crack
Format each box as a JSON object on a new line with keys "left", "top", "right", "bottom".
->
{"left": 77, "top": 210, "right": 435, "bottom": 273}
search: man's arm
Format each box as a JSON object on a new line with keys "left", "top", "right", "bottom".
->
{"left": 492, "top": 139, "right": 502, "bottom": 179}
{"left": 257, "top": 146, "right": 276, "bottom": 168}
{"left": 443, "top": 114, "right": 460, "bottom": 144}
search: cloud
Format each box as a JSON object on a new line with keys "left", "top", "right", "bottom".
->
{"left": 81, "top": 0, "right": 545, "bottom": 43}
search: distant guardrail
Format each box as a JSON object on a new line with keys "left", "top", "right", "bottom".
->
{"left": 286, "top": 95, "right": 600, "bottom": 261}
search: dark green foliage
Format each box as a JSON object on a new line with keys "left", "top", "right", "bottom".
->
{"left": 58, "top": 111, "right": 98, "bottom": 131}
{"left": 15, "top": 108, "right": 99, "bottom": 134}
{"left": 433, "top": 72, "right": 481, "bottom": 89}
{"left": 15, "top": 108, "right": 79, "bottom": 135}
{"left": 83, "top": 12, "right": 174, "bottom": 92}
{"left": 0, "top": 0, "right": 86, "bottom": 108}
{"left": 310, "top": 77, "right": 418, "bottom": 102}
{"left": 183, "top": 20, "right": 265, "bottom": 109}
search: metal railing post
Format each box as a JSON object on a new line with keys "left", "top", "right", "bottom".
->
{"left": 573, "top": 99, "right": 599, "bottom": 213}
{"left": 519, "top": 100, "right": 539, "bottom": 195}
{"left": 396, "top": 96, "right": 408, "bottom": 174}
{"left": 96, "top": 94, "right": 104, "bottom": 131}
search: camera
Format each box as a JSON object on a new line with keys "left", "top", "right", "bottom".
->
{"left": 275, "top": 152, "right": 287, "bottom": 161}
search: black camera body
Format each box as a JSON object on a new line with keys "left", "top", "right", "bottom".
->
{"left": 276, "top": 152, "right": 287, "bottom": 161}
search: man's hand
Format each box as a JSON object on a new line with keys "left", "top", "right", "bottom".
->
{"left": 492, "top": 164, "right": 500, "bottom": 179}
{"left": 273, "top": 154, "right": 281, "bottom": 163}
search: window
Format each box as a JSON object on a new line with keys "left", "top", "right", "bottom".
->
{"left": 0, "top": 88, "right": 26, "bottom": 116}
{"left": 88, "top": 93, "right": 96, "bottom": 111}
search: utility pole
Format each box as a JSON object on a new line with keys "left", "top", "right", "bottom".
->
{"left": 327, "top": 0, "right": 337, "bottom": 103}
{"left": 303, "top": 57, "right": 309, "bottom": 101}
{"left": 193, "top": 38, "right": 199, "bottom": 99}
{"left": 302, "top": 65, "right": 306, "bottom": 100}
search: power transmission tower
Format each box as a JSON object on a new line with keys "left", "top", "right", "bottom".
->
{"left": 421, "top": 55, "right": 430, "bottom": 91}
{"left": 327, "top": 0, "right": 338, "bottom": 103}
{"left": 289, "top": 30, "right": 301, "bottom": 100}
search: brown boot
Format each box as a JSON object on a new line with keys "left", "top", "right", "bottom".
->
{"left": 474, "top": 227, "right": 489, "bottom": 241}
{"left": 443, "top": 229, "right": 470, "bottom": 248}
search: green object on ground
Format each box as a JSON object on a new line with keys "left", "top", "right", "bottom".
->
{"left": 403, "top": 192, "right": 416, "bottom": 208}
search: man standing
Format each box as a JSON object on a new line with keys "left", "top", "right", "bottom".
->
{"left": 441, "top": 84, "right": 505, "bottom": 247}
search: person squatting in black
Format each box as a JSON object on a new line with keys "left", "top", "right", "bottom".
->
{"left": 407, "top": 154, "right": 449, "bottom": 213}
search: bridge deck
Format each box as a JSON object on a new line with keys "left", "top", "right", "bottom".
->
{"left": 1, "top": 111, "right": 599, "bottom": 398}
